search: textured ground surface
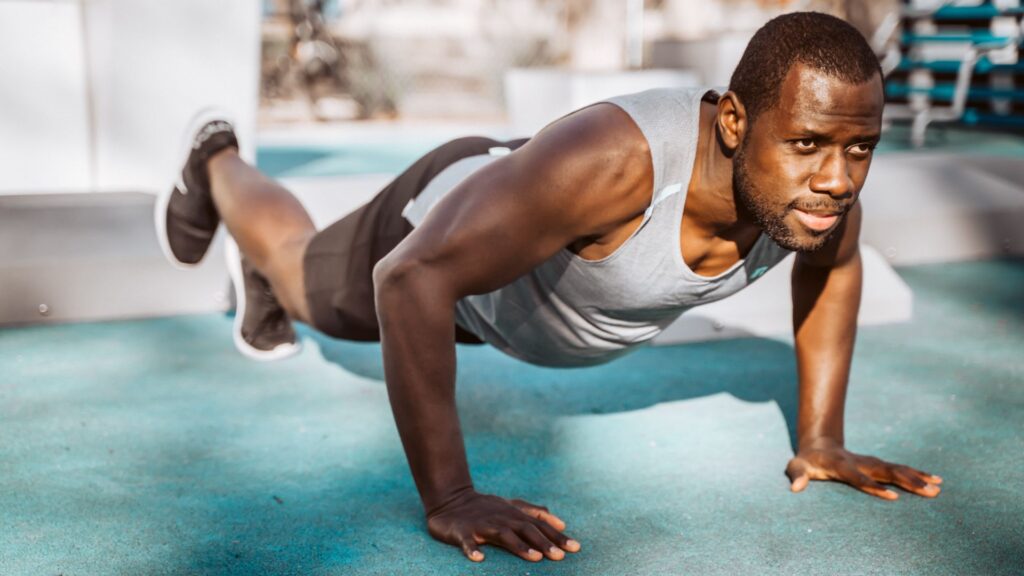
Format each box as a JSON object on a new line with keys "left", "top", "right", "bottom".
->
{"left": 2, "top": 259, "right": 1022, "bottom": 575}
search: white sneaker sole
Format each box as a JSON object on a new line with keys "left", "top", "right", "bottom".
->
{"left": 225, "top": 236, "right": 302, "bottom": 362}
{"left": 154, "top": 107, "right": 238, "bottom": 271}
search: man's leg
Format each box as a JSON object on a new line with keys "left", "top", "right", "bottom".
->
{"left": 159, "top": 117, "right": 527, "bottom": 351}
{"left": 204, "top": 136, "right": 525, "bottom": 335}
{"left": 157, "top": 114, "right": 309, "bottom": 359}
{"left": 206, "top": 148, "right": 315, "bottom": 325}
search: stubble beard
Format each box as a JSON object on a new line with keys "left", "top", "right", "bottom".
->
{"left": 732, "top": 145, "right": 837, "bottom": 253}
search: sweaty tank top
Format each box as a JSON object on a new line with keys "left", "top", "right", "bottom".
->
{"left": 402, "top": 87, "right": 792, "bottom": 367}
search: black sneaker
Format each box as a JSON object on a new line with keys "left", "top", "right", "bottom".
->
{"left": 225, "top": 237, "right": 302, "bottom": 361}
{"left": 155, "top": 109, "right": 239, "bottom": 268}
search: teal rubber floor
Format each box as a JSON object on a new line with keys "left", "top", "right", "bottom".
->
{"left": 2, "top": 259, "right": 1022, "bottom": 575}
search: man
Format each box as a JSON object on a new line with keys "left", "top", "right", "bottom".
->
{"left": 158, "top": 12, "right": 942, "bottom": 564}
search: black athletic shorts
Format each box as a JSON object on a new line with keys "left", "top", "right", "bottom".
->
{"left": 302, "top": 135, "right": 530, "bottom": 343}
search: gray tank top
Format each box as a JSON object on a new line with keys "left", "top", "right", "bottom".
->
{"left": 403, "top": 87, "right": 791, "bottom": 367}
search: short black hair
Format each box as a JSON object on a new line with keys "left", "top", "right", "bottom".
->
{"left": 728, "top": 11, "right": 882, "bottom": 124}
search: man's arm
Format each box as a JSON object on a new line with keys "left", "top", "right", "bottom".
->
{"left": 786, "top": 202, "right": 942, "bottom": 499}
{"left": 373, "top": 104, "right": 653, "bottom": 562}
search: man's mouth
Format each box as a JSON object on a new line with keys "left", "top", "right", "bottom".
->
{"left": 793, "top": 208, "right": 840, "bottom": 232}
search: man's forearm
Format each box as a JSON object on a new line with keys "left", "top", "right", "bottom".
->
{"left": 374, "top": 261, "right": 473, "bottom": 514}
{"left": 788, "top": 247, "right": 942, "bottom": 500}
{"left": 791, "top": 249, "right": 863, "bottom": 449}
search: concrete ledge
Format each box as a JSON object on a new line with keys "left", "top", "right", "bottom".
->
{"left": 860, "top": 153, "right": 1024, "bottom": 265}
{"left": 0, "top": 193, "right": 229, "bottom": 326}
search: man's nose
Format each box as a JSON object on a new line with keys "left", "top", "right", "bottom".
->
{"left": 809, "top": 150, "right": 854, "bottom": 199}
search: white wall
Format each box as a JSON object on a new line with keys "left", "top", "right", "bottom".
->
{"left": 0, "top": 1, "right": 92, "bottom": 193}
{"left": 0, "top": 0, "right": 261, "bottom": 195}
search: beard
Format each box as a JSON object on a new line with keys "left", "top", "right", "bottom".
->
{"left": 732, "top": 144, "right": 845, "bottom": 253}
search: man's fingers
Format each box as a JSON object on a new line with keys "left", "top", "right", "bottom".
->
{"left": 860, "top": 454, "right": 942, "bottom": 486}
{"left": 861, "top": 459, "right": 943, "bottom": 498}
{"left": 533, "top": 519, "right": 582, "bottom": 553}
{"left": 458, "top": 536, "right": 485, "bottom": 562}
{"left": 449, "top": 528, "right": 485, "bottom": 562}
{"left": 494, "top": 529, "right": 543, "bottom": 562}
{"left": 841, "top": 465, "right": 898, "bottom": 500}
{"left": 858, "top": 455, "right": 897, "bottom": 484}
{"left": 785, "top": 458, "right": 811, "bottom": 492}
{"left": 899, "top": 464, "right": 943, "bottom": 486}
{"left": 790, "top": 474, "right": 810, "bottom": 493}
{"left": 891, "top": 467, "right": 941, "bottom": 498}
{"left": 511, "top": 499, "right": 566, "bottom": 530}
{"left": 517, "top": 523, "right": 564, "bottom": 561}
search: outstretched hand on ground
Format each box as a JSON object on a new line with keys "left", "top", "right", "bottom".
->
{"left": 426, "top": 490, "right": 581, "bottom": 562}
{"left": 786, "top": 438, "right": 943, "bottom": 500}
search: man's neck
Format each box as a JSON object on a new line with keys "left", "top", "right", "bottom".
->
{"left": 685, "top": 100, "right": 756, "bottom": 239}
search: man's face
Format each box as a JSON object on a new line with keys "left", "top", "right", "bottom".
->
{"left": 732, "top": 63, "right": 884, "bottom": 252}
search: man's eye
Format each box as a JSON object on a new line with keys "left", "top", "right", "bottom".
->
{"left": 794, "top": 139, "right": 816, "bottom": 151}
{"left": 849, "top": 143, "right": 875, "bottom": 156}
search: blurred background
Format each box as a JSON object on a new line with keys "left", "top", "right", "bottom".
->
{"left": 257, "top": 0, "right": 891, "bottom": 124}
{"left": 0, "top": 0, "right": 1022, "bottom": 330}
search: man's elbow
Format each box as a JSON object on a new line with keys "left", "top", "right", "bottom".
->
{"left": 373, "top": 253, "right": 406, "bottom": 292}
{"left": 372, "top": 253, "right": 420, "bottom": 307}
{"left": 373, "top": 254, "right": 452, "bottom": 314}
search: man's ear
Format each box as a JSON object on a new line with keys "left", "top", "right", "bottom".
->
{"left": 716, "top": 91, "right": 747, "bottom": 152}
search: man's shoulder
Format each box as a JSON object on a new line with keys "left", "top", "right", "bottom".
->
{"left": 499, "top": 103, "right": 655, "bottom": 235}
{"left": 526, "top": 102, "right": 651, "bottom": 176}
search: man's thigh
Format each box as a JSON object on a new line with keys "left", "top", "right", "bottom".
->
{"left": 302, "top": 136, "right": 529, "bottom": 342}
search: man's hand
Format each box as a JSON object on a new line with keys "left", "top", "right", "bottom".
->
{"left": 786, "top": 438, "right": 943, "bottom": 500}
{"left": 426, "top": 489, "right": 581, "bottom": 563}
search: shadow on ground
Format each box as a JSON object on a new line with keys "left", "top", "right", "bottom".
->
{"left": 309, "top": 329, "right": 801, "bottom": 445}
